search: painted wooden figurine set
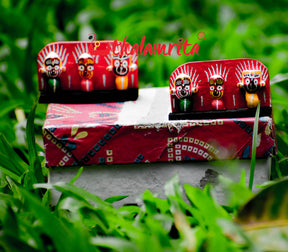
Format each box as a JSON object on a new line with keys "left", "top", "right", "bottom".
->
{"left": 169, "top": 59, "right": 271, "bottom": 120}
{"left": 37, "top": 41, "right": 271, "bottom": 119}
{"left": 37, "top": 41, "right": 138, "bottom": 103}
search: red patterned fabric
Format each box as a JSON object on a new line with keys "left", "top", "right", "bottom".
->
{"left": 43, "top": 88, "right": 276, "bottom": 167}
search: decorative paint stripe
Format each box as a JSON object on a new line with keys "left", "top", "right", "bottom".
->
{"left": 103, "top": 74, "right": 106, "bottom": 87}
{"left": 208, "top": 67, "right": 212, "bottom": 77}
{"left": 72, "top": 52, "right": 77, "bottom": 62}
{"left": 192, "top": 70, "right": 196, "bottom": 82}
{"left": 263, "top": 92, "right": 266, "bottom": 103}
{"left": 184, "top": 99, "right": 187, "bottom": 112}
{"left": 121, "top": 77, "right": 125, "bottom": 89}
{"left": 204, "top": 71, "right": 209, "bottom": 81}
{"left": 224, "top": 68, "right": 230, "bottom": 81}
{"left": 86, "top": 79, "right": 89, "bottom": 91}
{"left": 201, "top": 96, "right": 203, "bottom": 107}
{"left": 68, "top": 75, "right": 71, "bottom": 88}
{"left": 250, "top": 93, "right": 254, "bottom": 105}
{"left": 216, "top": 100, "right": 219, "bottom": 110}
{"left": 53, "top": 79, "right": 56, "bottom": 93}
{"left": 41, "top": 78, "right": 44, "bottom": 89}
{"left": 223, "top": 66, "right": 226, "bottom": 78}
{"left": 39, "top": 54, "right": 44, "bottom": 65}
{"left": 59, "top": 45, "right": 63, "bottom": 59}
{"left": 211, "top": 65, "right": 216, "bottom": 76}
{"left": 104, "top": 56, "right": 110, "bottom": 65}
{"left": 81, "top": 43, "right": 85, "bottom": 53}
{"left": 131, "top": 74, "right": 134, "bottom": 87}
{"left": 233, "top": 95, "right": 236, "bottom": 107}
{"left": 96, "top": 55, "right": 99, "bottom": 64}
{"left": 173, "top": 98, "right": 175, "bottom": 109}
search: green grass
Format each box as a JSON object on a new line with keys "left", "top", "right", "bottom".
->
{"left": 248, "top": 102, "right": 260, "bottom": 190}
{"left": 0, "top": 75, "right": 287, "bottom": 251}
{"left": 1, "top": 0, "right": 288, "bottom": 251}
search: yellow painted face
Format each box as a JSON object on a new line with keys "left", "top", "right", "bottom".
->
{"left": 78, "top": 58, "right": 94, "bottom": 79}
{"left": 209, "top": 77, "right": 224, "bottom": 99}
{"left": 241, "top": 70, "right": 262, "bottom": 93}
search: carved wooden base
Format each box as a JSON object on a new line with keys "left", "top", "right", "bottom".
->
{"left": 169, "top": 106, "right": 272, "bottom": 120}
{"left": 39, "top": 88, "right": 138, "bottom": 103}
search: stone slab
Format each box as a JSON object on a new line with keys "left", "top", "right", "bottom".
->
{"left": 49, "top": 159, "right": 270, "bottom": 206}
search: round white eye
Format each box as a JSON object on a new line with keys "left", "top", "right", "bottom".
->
{"left": 54, "top": 66, "right": 60, "bottom": 70}
{"left": 245, "top": 78, "right": 250, "bottom": 85}
{"left": 46, "top": 66, "right": 52, "bottom": 71}
{"left": 122, "top": 61, "right": 128, "bottom": 67}
{"left": 217, "top": 85, "right": 223, "bottom": 91}
{"left": 177, "top": 86, "right": 182, "bottom": 91}
{"left": 254, "top": 79, "right": 258, "bottom": 85}
{"left": 78, "top": 65, "right": 85, "bottom": 71}
{"left": 88, "top": 66, "right": 94, "bottom": 71}
{"left": 114, "top": 60, "right": 120, "bottom": 67}
{"left": 210, "top": 86, "right": 214, "bottom": 91}
{"left": 184, "top": 86, "right": 190, "bottom": 90}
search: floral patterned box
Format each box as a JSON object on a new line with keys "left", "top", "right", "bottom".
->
{"left": 43, "top": 87, "right": 276, "bottom": 167}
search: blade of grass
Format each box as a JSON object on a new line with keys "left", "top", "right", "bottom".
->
{"left": 25, "top": 97, "right": 44, "bottom": 184}
{"left": 0, "top": 134, "right": 29, "bottom": 173}
{"left": 272, "top": 155, "right": 282, "bottom": 179}
{"left": 69, "top": 167, "right": 84, "bottom": 184}
{"left": 19, "top": 188, "right": 76, "bottom": 252}
{"left": 104, "top": 195, "right": 129, "bottom": 204}
{"left": 249, "top": 102, "right": 260, "bottom": 190}
{"left": 0, "top": 152, "right": 24, "bottom": 178}
{"left": 91, "top": 237, "right": 137, "bottom": 252}
{"left": 0, "top": 100, "right": 24, "bottom": 118}
{"left": 35, "top": 182, "right": 113, "bottom": 210}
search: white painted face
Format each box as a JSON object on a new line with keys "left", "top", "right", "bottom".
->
{"left": 174, "top": 73, "right": 192, "bottom": 99}
{"left": 44, "top": 52, "right": 61, "bottom": 78}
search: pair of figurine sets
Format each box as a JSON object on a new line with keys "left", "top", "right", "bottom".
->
{"left": 37, "top": 40, "right": 271, "bottom": 119}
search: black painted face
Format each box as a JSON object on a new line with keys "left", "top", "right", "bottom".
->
{"left": 242, "top": 71, "right": 261, "bottom": 93}
{"left": 244, "top": 77, "right": 260, "bottom": 93}
{"left": 112, "top": 55, "right": 130, "bottom": 76}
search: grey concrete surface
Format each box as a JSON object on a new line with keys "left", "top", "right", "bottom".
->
{"left": 49, "top": 159, "right": 270, "bottom": 206}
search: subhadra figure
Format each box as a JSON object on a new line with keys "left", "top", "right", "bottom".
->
{"left": 105, "top": 45, "right": 137, "bottom": 90}
{"left": 38, "top": 47, "right": 68, "bottom": 93}
{"left": 205, "top": 65, "right": 229, "bottom": 111}
{"left": 72, "top": 43, "right": 95, "bottom": 92}
{"left": 236, "top": 67, "right": 267, "bottom": 108}
{"left": 209, "top": 75, "right": 225, "bottom": 110}
{"left": 77, "top": 53, "right": 94, "bottom": 92}
{"left": 169, "top": 66, "right": 199, "bottom": 113}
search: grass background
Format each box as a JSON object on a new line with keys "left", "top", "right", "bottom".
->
{"left": 1, "top": 0, "right": 288, "bottom": 175}
{"left": 1, "top": 0, "right": 288, "bottom": 251}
